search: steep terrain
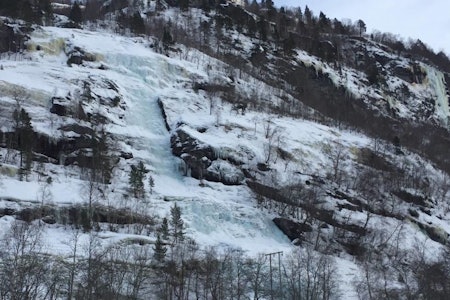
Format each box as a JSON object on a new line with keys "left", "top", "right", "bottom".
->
{"left": 1, "top": 1, "right": 450, "bottom": 299}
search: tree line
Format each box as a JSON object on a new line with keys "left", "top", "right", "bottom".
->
{"left": 0, "top": 218, "right": 340, "bottom": 300}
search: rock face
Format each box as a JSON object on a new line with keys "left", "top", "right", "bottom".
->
{"left": 170, "top": 127, "right": 244, "bottom": 185}
{"left": 66, "top": 46, "right": 97, "bottom": 66}
{"left": 273, "top": 218, "right": 312, "bottom": 243}
{"left": 171, "top": 127, "right": 216, "bottom": 179}
{"left": 157, "top": 98, "right": 171, "bottom": 131}
{"left": 0, "top": 21, "right": 30, "bottom": 53}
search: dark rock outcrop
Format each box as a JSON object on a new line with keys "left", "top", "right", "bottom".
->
{"left": 120, "top": 151, "right": 133, "bottom": 160}
{"left": 0, "top": 21, "right": 30, "bottom": 53}
{"left": 393, "top": 66, "right": 415, "bottom": 83}
{"left": 157, "top": 98, "right": 171, "bottom": 131}
{"left": 15, "top": 204, "right": 155, "bottom": 227}
{"left": 66, "top": 46, "right": 96, "bottom": 66}
{"left": 171, "top": 127, "right": 216, "bottom": 179}
{"left": 170, "top": 127, "right": 245, "bottom": 185}
{"left": 393, "top": 190, "right": 430, "bottom": 207}
{"left": 273, "top": 217, "right": 312, "bottom": 242}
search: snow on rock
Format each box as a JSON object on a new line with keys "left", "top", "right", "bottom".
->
{"left": 0, "top": 26, "right": 294, "bottom": 257}
{"left": 1, "top": 22, "right": 450, "bottom": 299}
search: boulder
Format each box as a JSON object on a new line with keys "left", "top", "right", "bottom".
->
{"left": 171, "top": 127, "right": 217, "bottom": 179}
{"left": 205, "top": 160, "right": 245, "bottom": 185}
{"left": 66, "top": 46, "right": 97, "bottom": 66}
{"left": 273, "top": 218, "right": 312, "bottom": 242}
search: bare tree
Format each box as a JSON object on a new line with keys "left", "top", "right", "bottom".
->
{"left": 0, "top": 220, "right": 48, "bottom": 300}
{"left": 65, "top": 229, "right": 82, "bottom": 300}
{"left": 284, "top": 246, "right": 338, "bottom": 300}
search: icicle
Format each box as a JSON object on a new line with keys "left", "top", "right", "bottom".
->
{"left": 424, "top": 65, "right": 450, "bottom": 126}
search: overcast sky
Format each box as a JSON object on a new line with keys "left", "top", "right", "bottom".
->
{"left": 273, "top": 0, "right": 450, "bottom": 55}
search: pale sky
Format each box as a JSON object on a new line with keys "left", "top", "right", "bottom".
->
{"left": 273, "top": 0, "right": 450, "bottom": 55}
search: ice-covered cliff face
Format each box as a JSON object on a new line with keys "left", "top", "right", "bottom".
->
{"left": 423, "top": 64, "right": 450, "bottom": 125}
{"left": 101, "top": 48, "right": 292, "bottom": 254}
{"left": 0, "top": 26, "right": 292, "bottom": 255}
{"left": 2, "top": 22, "right": 450, "bottom": 299}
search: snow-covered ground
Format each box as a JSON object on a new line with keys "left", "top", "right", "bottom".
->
{"left": 1, "top": 23, "right": 449, "bottom": 298}
{"left": 0, "top": 26, "right": 293, "bottom": 256}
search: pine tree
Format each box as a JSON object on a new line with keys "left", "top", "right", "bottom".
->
{"left": 153, "top": 234, "right": 167, "bottom": 263}
{"left": 158, "top": 217, "right": 169, "bottom": 240}
{"left": 170, "top": 203, "right": 184, "bottom": 244}
{"left": 357, "top": 19, "right": 366, "bottom": 36}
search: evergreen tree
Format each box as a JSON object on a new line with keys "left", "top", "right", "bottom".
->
{"left": 129, "top": 161, "right": 148, "bottom": 198}
{"left": 40, "top": 0, "right": 54, "bottom": 25}
{"left": 20, "top": 0, "right": 35, "bottom": 23}
{"left": 131, "top": 12, "right": 145, "bottom": 34}
{"left": 297, "top": 7, "right": 303, "bottom": 22}
{"left": 357, "top": 19, "right": 366, "bottom": 36}
{"left": 148, "top": 174, "right": 155, "bottom": 194}
{"left": 162, "top": 27, "right": 173, "bottom": 50}
{"left": 158, "top": 217, "right": 170, "bottom": 240}
{"left": 170, "top": 203, "right": 184, "bottom": 244}
{"left": 333, "top": 18, "right": 347, "bottom": 35}
{"left": 84, "top": 0, "right": 103, "bottom": 21}
{"left": 69, "top": 2, "right": 83, "bottom": 24}
{"left": 265, "top": 0, "right": 276, "bottom": 21}
{"left": 92, "top": 129, "right": 112, "bottom": 184}
{"left": 318, "top": 11, "right": 330, "bottom": 32}
{"left": 153, "top": 234, "right": 167, "bottom": 263}
{"left": 13, "top": 108, "right": 34, "bottom": 180}
{"left": 257, "top": 17, "right": 268, "bottom": 41}
{"left": 304, "top": 5, "right": 313, "bottom": 25}
{"left": 283, "top": 34, "right": 295, "bottom": 56}
{"left": 247, "top": 0, "right": 260, "bottom": 14}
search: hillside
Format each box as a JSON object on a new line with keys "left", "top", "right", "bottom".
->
{"left": 1, "top": 1, "right": 450, "bottom": 299}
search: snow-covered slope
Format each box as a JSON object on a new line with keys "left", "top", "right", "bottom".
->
{"left": 1, "top": 16, "right": 450, "bottom": 298}
{"left": 0, "top": 26, "right": 293, "bottom": 255}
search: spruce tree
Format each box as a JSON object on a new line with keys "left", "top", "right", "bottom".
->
{"left": 162, "top": 27, "right": 173, "bottom": 50}
{"left": 158, "top": 217, "right": 169, "bottom": 240}
{"left": 128, "top": 161, "right": 148, "bottom": 198}
{"left": 92, "top": 129, "right": 112, "bottom": 184}
{"left": 131, "top": 12, "right": 145, "bottom": 34}
{"left": 170, "top": 203, "right": 184, "bottom": 244}
{"left": 13, "top": 108, "right": 34, "bottom": 180}
{"left": 148, "top": 174, "right": 155, "bottom": 194}
{"left": 257, "top": 17, "right": 268, "bottom": 41}
{"left": 40, "top": 0, "right": 54, "bottom": 25}
{"left": 69, "top": 2, "right": 83, "bottom": 24}
{"left": 153, "top": 234, "right": 167, "bottom": 263}
{"left": 304, "top": 5, "right": 312, "bottom": 25}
